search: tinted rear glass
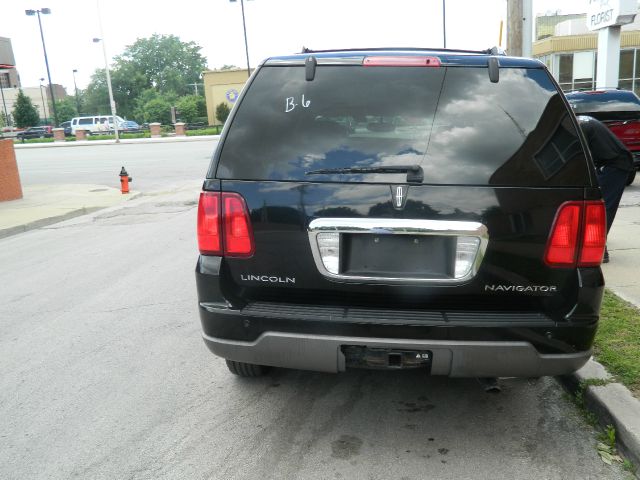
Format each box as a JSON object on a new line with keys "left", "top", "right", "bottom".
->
{"left": 567, "top": 91, "right": 640, "bottom": 114}
{"left": 216, "top": 65, "right": 589, "bottom": 186}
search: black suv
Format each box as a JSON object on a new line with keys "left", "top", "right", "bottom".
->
{"left": 196, "top": 48, "right": 606, "bottom": 378}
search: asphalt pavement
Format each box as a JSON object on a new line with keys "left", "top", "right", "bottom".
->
{"left": 0, "top": 139, "right": 638, "bottom": 479}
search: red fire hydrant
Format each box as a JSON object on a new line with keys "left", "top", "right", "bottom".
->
{"left": 119, "top": 166, "right": 132, "bottom": 194}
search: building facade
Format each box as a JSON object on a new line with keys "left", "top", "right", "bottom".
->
{"left": 0, "top": 36, "right": 20, "bottom": 89}
{"left": 1, "top": 84, "right": 66, "bottom": 124}
{"left": 203, "top": 69, "right": 252, "bottom": 125}
{"left": 534, "top": 13, "right": 640, "bottom": 94}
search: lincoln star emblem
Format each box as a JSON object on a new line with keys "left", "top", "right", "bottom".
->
{"left": 391, "top": 185, "right": 408, "bottom": 210}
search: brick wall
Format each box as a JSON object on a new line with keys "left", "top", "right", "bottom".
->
{"left": 0, "top": 139, "right": 23, "bottom": 201}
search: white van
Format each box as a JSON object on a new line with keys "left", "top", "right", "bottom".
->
{"left": 70, "top": 115, "right": 125, "bottom": 135}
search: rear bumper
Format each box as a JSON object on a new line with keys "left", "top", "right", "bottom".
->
{"left": 196, "top": 255, "right": 600, "bottom": 377}
{"left": 202, "top": 331, "right": 591, "bottom": 377}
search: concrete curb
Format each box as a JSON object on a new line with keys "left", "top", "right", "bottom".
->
{"left": 558, "top": 360, "right": 640, "bottom": 475}
{"left": 12, "top": 135, "right": 219, "bottom": 149}
{"left": 0, "top": 191, "right": 142, "bottom": 240}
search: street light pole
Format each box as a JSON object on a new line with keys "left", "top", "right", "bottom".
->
{"left": 230, "top": 0, "right": 251, "bottom": 78}
{"left": 94, "top": 0, "right": 119, "bottom": 142}
{"left": 442, "top": 0, "right": 447, "bottom": 48}
{"left": 26, "top": 8, "right": 59, "bottom": 126}
{"left": 39, "top": 78, "right": 48, "bottom": 122}
{"left": 72, "top": 69, "right": 81, "bottom": 115}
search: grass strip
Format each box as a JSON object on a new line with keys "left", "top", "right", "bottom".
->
{"left": 594, "top": 290, "right": 640, "bottom": 396}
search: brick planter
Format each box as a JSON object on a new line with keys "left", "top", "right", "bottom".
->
{"left": 0, "top": 139, "right": 23, "bottom": 201}
{"left": 53, "top": 128, "right": 65, "bottom": 142}
{"left": 149, "top": 122, "right": 161, "bottom": 138}
{"left": 174, "top": 122, "right": 186, "bottom": 136}
{"left": 76, "top": 129, "right": 88, "bottom": 141}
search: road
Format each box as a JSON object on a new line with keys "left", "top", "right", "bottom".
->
{"left": 0, "top": 143, "right": 630, "bottom": 479}
{"left": 14, "top": 139, "right": 218, "bottom": 192}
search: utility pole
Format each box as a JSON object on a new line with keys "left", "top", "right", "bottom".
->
{"left": 507, "top": 0, "right": 523, "bottom": 56}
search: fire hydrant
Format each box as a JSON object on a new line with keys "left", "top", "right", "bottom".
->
{"left": 119, "top": 166, "right": 132, "bottom": 194}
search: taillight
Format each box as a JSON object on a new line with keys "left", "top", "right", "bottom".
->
{"left": 222, "top": 193, "right": 254, "bottom": 257}
{"left": 197, "top": 192, "right": 221, "bottom": 255}
{"left": 363, "top": 56, "right": 441, "bottom": 67}
{"left": 197, "top": 192, "right": 254, "bottom": 257}
{"left": 544, "top": 200, "right": 606, "bottom": 268}
{"left": 578, "top": 201, "right": 606, "bottom": 266}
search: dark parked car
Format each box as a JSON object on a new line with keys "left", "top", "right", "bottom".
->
{"left": 196, "top": 48, "right": 606, "bottom": 379}
{"left": 60, "top": 121, "right": 72, "bottom": 137}
{"left": 566, "top": 89, "right": 640, "bottom": 184}
{"left": 16, "top": 126, "right": 53, "bottom": 139}
{"left": 121, "top": 120, "right": 141, "bottom": 133}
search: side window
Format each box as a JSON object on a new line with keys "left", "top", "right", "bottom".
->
{"left": 79, "top": 118, "right": 93, "bottom": 125}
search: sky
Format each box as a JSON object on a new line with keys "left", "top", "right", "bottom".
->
{"left": 2, "top": 0, "right": 590, "bottom": 94}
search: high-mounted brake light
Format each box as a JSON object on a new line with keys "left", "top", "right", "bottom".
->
{"left": 197, "top": 192, "right": 254, "bottom": 257}
{"left": 363, "top": 56, "right": 441, "bottom": 67}
{"left": 544, "top": 200, "right": 606, "bottom": 268}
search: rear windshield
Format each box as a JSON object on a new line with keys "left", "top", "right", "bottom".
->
{"left": 568, "top": 91, "right": 640, "bottom": 114}
{"left": 215, "top": 65, "right": 589, "bottom": 186}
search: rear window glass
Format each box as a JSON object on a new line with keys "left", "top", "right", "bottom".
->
{"left": 568, "top": 91, "right": 640, "bottom": 114}
{"left": 216, "top": 65, "right": 589, "bottom": 186}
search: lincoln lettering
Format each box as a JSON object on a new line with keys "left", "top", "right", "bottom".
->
{"left": 241, "top": 274, "right": 296, "bottom": 284}
{"left": 485, "top": 285, "right": 557, "bottom": 293}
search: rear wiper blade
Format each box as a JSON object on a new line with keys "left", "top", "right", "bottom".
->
{"left": 306, "top": 164, "right": 423, "bottom": 183}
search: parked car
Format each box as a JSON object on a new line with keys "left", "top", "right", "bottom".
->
{"left": 69, "top": 115, "right": 126, "bottom": 135}
{"left": 60, "top": 121, "right": 72, "bottom": 137}
{"left": 121, "top": 120, "right": 141, "bottom": 132}
{"left": 16, "top": 126, "right": 53, "bottom": 139}
{"left": 195, "top": 48, "right": 606, "bottom": 379}
{"left": 565, "top": 89, "right": 640, "bottom": 185}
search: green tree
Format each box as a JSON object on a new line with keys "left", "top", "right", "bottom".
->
{"left": 176, "top": 95, "right": 206, "bottom": 123}
{"left": 83, "top": 69, "right": 110, "bottom": 115}
{"left": 84, "top": 35, "right": 207, "bottom": 120}
{"left": 216, "top": 102, "right": 231, "bottom": 124}
{"left": 133, "top": 88, "right": 176, "bottom": 124}
{"left": 13, "top": 90, "right": 40, "bottom": 128}
{"left": 143, "top": 98, "right": 172, "bottom": 124}
{"left": 54, "top": 97, "right": 78, "bottom": 123}
{"left": 114, "top": 34, "right": 207, "bottom": 96}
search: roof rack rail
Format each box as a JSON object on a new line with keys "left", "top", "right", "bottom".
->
{"left": 300, "top": 46, "right": 507, "bottom": 55}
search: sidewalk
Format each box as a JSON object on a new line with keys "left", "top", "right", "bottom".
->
{"left": 0, "top": 184, "right": 139, "bottom": 239}
{"left": 1, "top": 181, "right": 639, "bottom": 473}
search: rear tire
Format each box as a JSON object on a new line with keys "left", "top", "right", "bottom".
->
{"left": 627, "top": 170, "right": 636, "bottom": 186}
{"left": 225, "top": 359, "right": 269, "bottom": 377}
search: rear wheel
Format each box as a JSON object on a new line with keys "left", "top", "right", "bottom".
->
{"left": 627, "top": 170, "right": 637, "bottom": 186}
{"left": 225, "top": 359, "right": 269, "bottom": 377}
